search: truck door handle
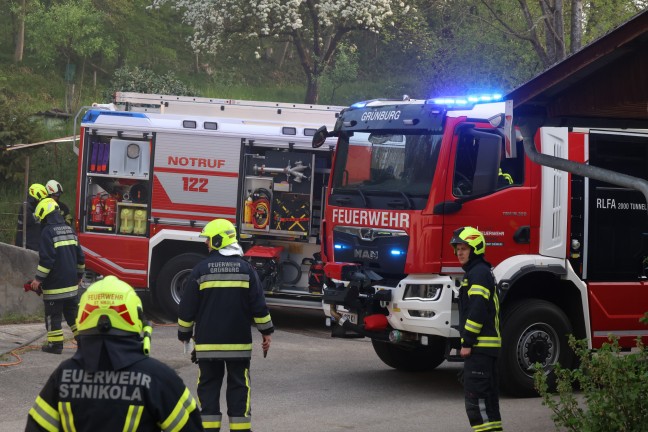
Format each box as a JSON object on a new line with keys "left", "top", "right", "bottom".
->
{"left": 514, "top": 226, "right": 530, "bottom": 244}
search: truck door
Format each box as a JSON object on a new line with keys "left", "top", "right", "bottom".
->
{"left": 439, "top": 125, "right": 531, "bottom": 268}
{"left": 585, "top": 131, "right": 648, "bottom": 348}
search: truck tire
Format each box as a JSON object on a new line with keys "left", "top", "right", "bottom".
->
{"left": 372, "top": 337, "right": 446, "bottom": 372}
{"left": 155, "top": 253, "right": 205, "bottom": 320}
{"left": 499, "top": 299, "right": 574, "bottom": 397}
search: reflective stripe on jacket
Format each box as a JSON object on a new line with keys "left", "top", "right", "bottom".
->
{"left": 458, "top": 256, "right": 501, "bottom": 356}
{"left": 178, "top": 250, "right": 274, "bottom": 360}
{"left": 25, "top": 356, "right": 202, "bottom": 431}
{"left": 35, "top": 212, "right": 85, "bottom": 301}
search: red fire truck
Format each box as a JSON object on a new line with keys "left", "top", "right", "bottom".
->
{"left": 74, "top": 93, "right": 343, "bottom": 318}
{"left": 311, "top": 95, "right": 648, "bottom": 396}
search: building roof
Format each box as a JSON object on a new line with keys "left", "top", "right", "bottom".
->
{"left": 506, "top": 9, "right": 648, "bottom": 130}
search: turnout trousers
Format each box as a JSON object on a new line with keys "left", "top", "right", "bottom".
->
{"left": 198, "top": 358, "right": 252, "bottom": 431}
{"left": 44, "top": 297, "right": 78, "bottom": 345}
{"left": 463, "top": 353, "right": 503, "bottom": 431}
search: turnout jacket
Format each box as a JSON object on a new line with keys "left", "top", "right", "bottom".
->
{"left": 178, "top": 249, "right": 274, "bottom": 360}
{"left": 35, "top": 212, "right": 85, "bottom": 301}
{"left": 458, "top": 256, "right": 501, "bottom": 357}
{"left": 25, "top": 336, "right": 203, "bottom": 432}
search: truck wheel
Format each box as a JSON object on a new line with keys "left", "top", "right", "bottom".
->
{"left": 500, "top": 299, "right": 574, "bottom": 397}
{"left": 372, "top": 337, "right": 446, "bottom": 372}
{"left": 155, "top": 253, "right": 205, "bottom": 320}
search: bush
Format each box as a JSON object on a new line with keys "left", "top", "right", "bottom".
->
{"left": 534, "top": 313, "right": 648, "bottom": 432}
{"left": 103, "top": 66, "right": 196, "bottom": 102}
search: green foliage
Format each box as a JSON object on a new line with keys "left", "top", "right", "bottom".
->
{"left": 26, "top": 0, "right": 117, "bottom": 67}
{"left": 534, "top": 322, "right": 648, "bottom": 432}
{"left": 0, "top": 139, "right": 78, "bottom": 245}
{"left": 322, "top": 44, "right": 359, "bottom": 103}
{"left": 103, "top": 66, "right": 196, "bottom": 102}
{"left": 0, "top": 95, "right": 42, "bottom": 184}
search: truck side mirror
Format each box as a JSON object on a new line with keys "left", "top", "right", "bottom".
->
{"left": 312, "top": 126, "right": 329, "bottom": 148}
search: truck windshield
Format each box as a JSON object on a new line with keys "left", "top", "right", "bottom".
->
{"left": 330, "top": 132, "right": 442, "bottom": 210}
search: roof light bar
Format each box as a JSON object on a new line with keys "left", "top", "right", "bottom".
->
{"left": 427, "top": 93, "right": 503, "bottom": 109}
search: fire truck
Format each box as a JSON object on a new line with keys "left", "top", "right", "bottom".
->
{"left": 311, "top": 95, "right": 648, "bottom": 396}
{"left": 74, "top": 92, "right": 344, "bottom": 318}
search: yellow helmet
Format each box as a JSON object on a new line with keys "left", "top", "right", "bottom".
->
{"left": 77, "top": 276, "right": 144, "bottom": 336}
{"left": 34, "top": 198, "right": 60, "bottom": 222}
{"left": 29, "top": 183, "right": 48, "bottom": 201}
{"left": 450, "top": 226, "right": 485, "bottom": 256}
{"left": 200, "top": 218, "right": 237, "bottom": 250}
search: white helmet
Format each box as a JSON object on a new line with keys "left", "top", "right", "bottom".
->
{"left": 45, "top": 180, "right": 63, "bottom": 196}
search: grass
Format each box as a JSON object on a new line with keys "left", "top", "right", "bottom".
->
{"left": 0, "top": 312, "right": 43, "bottom": 325}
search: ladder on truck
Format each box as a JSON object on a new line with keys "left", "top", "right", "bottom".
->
{"left": 114, "top": 92, "right": 346, "bottom": 126}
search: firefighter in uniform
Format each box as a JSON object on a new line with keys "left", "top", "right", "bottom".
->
{"left": 25, "top": 275, "right": 204, "bottom": 431}
{"left": 46, "top": 179, "right": 73, "bottom": 227}
{"left": 450, "top": 226, "right": 503, "bottom": 432}
{"left": 31, "top": 198, "right": 85, "bottom": 354}
{"left": 178, "top": 219, "right": 273, "bottom": 432}
{"left": 15, "top": 183, "right": 48, "bottom": 251}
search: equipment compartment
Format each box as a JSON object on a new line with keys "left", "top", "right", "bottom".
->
{"left": 81, "top": 132, "right": 151, "bottom": 236}
{"left": 241, "top": 150, "right": 315, "bottom": 240}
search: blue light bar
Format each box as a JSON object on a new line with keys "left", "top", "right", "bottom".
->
{"left": 390, "top": 249, "right": 405, "bottom": 256}
{"left": 427, "top": 93, "right": 503, "bottom": 109}
{"left": 82, "top": 109, "right": 147, "bottom": 123}
{"left": 334, "top": 244, "right": 349, "bottom": 250}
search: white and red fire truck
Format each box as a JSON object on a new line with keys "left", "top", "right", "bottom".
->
{"left": 311, "top": 95, "right": 648, "bottom": 396}
{"left": 74, "top": 93, "right": 343, "bottom": 318}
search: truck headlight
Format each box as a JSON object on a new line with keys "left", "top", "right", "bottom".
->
{"left": 403, "top": 284, "right": 442, "bottom": 301}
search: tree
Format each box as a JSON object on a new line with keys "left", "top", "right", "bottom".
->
{"left": 150, "top": 0, "right": 413, "bottom": 103}
{"left": 0, "top": 95, "right": 41, "bottom": 185}
{"left": 26, "top": 0, "right": 118, "bottom": 110}
{"left": 12, "top": 0, "right": 27, "bottom": 63}
{"left": 477, "top": 0, "right": 648, "bottom": 68}
{"left": 323, "top": 43, "right": 359, "bottom": 103}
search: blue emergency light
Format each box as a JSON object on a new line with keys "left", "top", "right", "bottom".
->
{"left": 427, "top": 93, "right": 503, "bottom": 109}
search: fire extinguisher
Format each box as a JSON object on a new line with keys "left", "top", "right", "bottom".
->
{"left": 244, "top": 190, "right": 254, "bottom": 224}
{"left": 103, "top": 195, "right": 117, "bottom": 227}
{"left": 90, "top": 194, "right": 105, "bottom": 224}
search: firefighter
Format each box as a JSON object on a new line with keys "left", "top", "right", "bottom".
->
{"left": 31, "top": 198, "right": 85, "bottom": 354}
{"left": 178, "top": 218, "right": 273, "bottom": 432}
{"left": 45, "top": 179, "right": 73, "bottom": 227}
{"left": 450, "top": 226, "right": 503, "bottom": 432}
{"left": 25, "top": 275, "right": 204, "bottom": 431}
{"left": 15, "top": 183, "right": 48, "bottom": 251}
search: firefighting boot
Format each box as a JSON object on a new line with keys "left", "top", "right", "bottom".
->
{"left": 41, "top": 342, "right": 63, "bottom": 354}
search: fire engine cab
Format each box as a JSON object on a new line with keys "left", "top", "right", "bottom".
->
{"left": 312, "top": 95, "right": 648, "bottom": 396}
{"left": 75, "top": 92, "right": 343, "bottom": 318}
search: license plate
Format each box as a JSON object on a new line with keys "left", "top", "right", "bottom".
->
{"left": 341, "top": 312, "right": 358, "bottom": 324}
